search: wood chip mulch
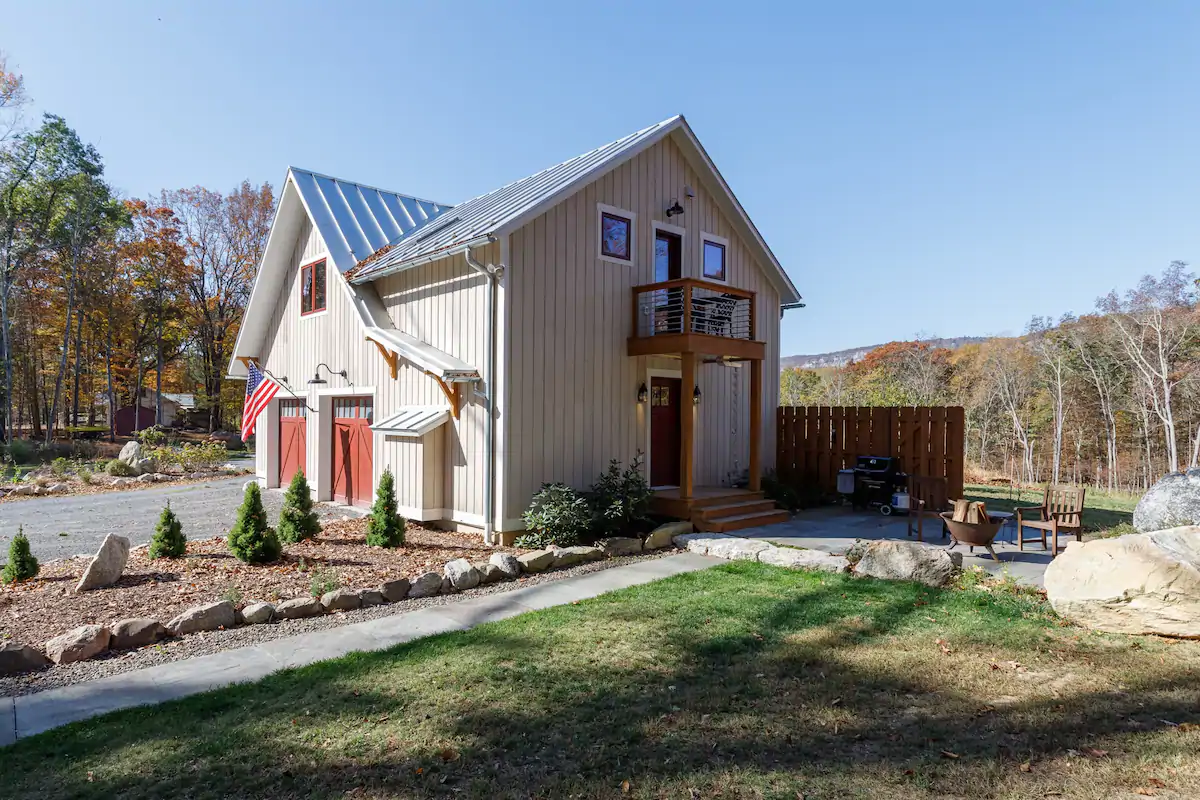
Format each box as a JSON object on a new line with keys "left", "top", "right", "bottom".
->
{"left": 0, "top": 520, "right": 528, "bottom": 647}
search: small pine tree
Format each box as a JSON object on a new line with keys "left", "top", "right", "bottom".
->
{"left": 227, "top": 481, "right": 282, "bottom": 563}
{"left": 365, "top": 467, "right": 406, "bottom": 548}
{"left": 277, "top": 470, "right": 321, "bottom": 544}
{"left": 149, "top": 500, "right": 187, "bottom": 559}
{"left": 2, "top": 526, "right": 39, "bottom": 584}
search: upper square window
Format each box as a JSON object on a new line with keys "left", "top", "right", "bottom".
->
{"left": 601, "top": 212, "right": 632, "bottom": 261}
{"left": 702, "top": 238, "right": 727, "bottom": 281}
{"left": 301, "top": 259, "right": 327, "bottom": 315}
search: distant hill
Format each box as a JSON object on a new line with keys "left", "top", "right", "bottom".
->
{"left": 781, "top": 336, "right": 990, "bottom": 370}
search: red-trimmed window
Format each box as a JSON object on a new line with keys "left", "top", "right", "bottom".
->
{"left": 301, "top": 259, "right": 327, "bottom": 315}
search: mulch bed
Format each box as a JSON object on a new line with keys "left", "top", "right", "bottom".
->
{"left": 0, "top": 519, "right": 528, "bottom": 647}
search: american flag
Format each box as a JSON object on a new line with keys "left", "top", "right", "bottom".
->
{"left": 241, "top": 361, "right": 281, "bottom": 441}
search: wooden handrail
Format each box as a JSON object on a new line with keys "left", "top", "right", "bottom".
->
{"left": 632, "top": 277, "right": 755, "bottom": 299}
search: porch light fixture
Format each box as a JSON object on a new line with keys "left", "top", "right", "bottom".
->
{"left": 665, "top": 199, "right": 685, "bottom": 218}
{"left": 307, "top": 363, "right": 348, "bottom": 385}
{"left": 637, "top": 382, "right": 648, "bottom": 403}
{"left": 692, "top": 385, "right": 702, "bottom": 405}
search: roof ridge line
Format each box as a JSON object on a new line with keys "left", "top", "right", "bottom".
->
{"left": 287, "top": 166, "right": 453, "bottom": 210}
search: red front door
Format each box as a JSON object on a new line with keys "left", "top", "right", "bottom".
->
{"left": 650, "top": 377, "right": 681, "bottom": 487}
{"left": 332, "top": 397, "right": 374, "bottom": 508}
{"left": 278, "top": 399, "right": 307, "bottom": 485}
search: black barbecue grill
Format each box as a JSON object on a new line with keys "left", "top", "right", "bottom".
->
{"left": 850, "top": 456, "right": 908, "bottom": 514}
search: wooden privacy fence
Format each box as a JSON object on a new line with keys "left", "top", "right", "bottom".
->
{"left": 776, "top": 406, "right": 965, "bottom": 500}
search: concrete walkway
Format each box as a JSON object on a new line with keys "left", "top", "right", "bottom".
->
{"left": 1, "top": 553, "right": 721, "bottom": 746}
{"left": 737, "top": 506, "right": 1058, "bottom": 587}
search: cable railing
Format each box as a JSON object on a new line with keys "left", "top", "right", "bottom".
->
{"left": 632, "top": 279, "right": 755, "bottom": 341}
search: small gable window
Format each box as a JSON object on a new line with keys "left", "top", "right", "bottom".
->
{"left": 702, "top": 237, "right": 727, "bottom": 282}
{"left": 598, "top": 204, "right": 636, "bottom": 264}
{"left": 301, "top": 259, "right": 327, "bottom": 315}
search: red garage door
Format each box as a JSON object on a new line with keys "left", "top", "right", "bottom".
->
{"left": 332, "top": 397, "right": 373, "bottom": 508}
{"left": 278, "top": 399, "right": 307, "bottom": 486}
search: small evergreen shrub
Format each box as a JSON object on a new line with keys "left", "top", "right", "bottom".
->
{"left": 50, "top": 457, "right": 70, "bottom": 477}
{"left": 149, "top": 501, "right": 187, "bottom": 559}
{"left": 2, "top": 527, "right": 39, "bottom": 584}
{"left": 78, "top": 467, "right": 94, "bottom": 485}
{"left": 588, "top": 454, "right": 653, "bottom": 539}
{"left": 365, "top": 468, "right": 406, "bottom": 548}
{"left": 227, "top": 482, "right": 282, "bottom": 563}
{"left": 106, "top": 458, "right": 135, "bottom": 477}
{"left": 519, "top": 482, "right": 592, "bottom": 548}
{"left": 5, "top": 439, "right": 34, "bottom": 465}
{"left": 277, "top": 470, "right": 321, "bottom": 544}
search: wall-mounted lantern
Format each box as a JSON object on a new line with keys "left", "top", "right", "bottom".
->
{"left": 307, "top": 363, "right": 348, "bottom": 385}
{"left": 692, "top": 385, "right": 702, "bottom": 405}
{"left": 637, "top": 382, "right": 648, "bottom": 404}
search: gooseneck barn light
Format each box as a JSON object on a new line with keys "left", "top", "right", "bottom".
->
{"left": 307, "top": 363, "right": 348, "bottom": 385}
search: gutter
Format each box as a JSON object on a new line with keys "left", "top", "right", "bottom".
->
{"left": 780, "top": 301, "right": 806, "bottom": 318}
{"left": 464, "top": 240, "right": 504, "bottom": 545}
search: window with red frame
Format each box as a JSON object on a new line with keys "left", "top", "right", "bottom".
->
{"left": 301, "top": 259, "right": 327, "bottom": 315}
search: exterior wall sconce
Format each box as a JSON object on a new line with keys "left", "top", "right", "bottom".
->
{"left": 692, "top": 385, "right": 702, "bottom": 405}
{"left": 307, "top": 363, "right": 348, "bottom": 385}
{"left": 637, "top": 382, "right": 648, "bottom": 403}
{"left": 665, "top": 199, "right": 685, "bottom": 218}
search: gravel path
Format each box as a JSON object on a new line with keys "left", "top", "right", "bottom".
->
{"left": 0, "top": 551, "right": 671, "bottom": 697}
{"left": 0, "top": 477, "right": 358, "bottom": 561}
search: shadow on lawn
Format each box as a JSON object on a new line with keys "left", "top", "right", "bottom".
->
{"left": 11, "top": 569, "right": 1200, "bottom": 799}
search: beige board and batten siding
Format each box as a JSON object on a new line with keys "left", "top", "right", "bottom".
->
{"left": 502, "top": 134, "right": 781, "bottom": 528}
{"left": 255, "top": 213, "right": 494, "bottom": 525}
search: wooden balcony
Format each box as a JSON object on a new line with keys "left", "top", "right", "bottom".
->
{"left": 627, "top": 279, "right": 763, "bottom": 359}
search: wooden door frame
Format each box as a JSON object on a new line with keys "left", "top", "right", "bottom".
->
{"left": 311, "top": 386, "right": 376, "bottom": 503}
{"left": 644, "top": 367, "right": 682, "bottom": 489}
{"left": 331, "top": 395, "right": 374, "bottom": 508}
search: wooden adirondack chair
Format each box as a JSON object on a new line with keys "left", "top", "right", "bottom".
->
{"left": 907, "top": 475, "right": 950, "bottom": 542}
{"left": 1016, "top": 485, "right": 1086, "bottom": 556}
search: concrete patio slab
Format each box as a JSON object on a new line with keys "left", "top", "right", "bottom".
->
{"left": 738, "top": 506, "right": 1060, "bottom": 587}
{"left": 6, "top": 552, "right": 723, "bottom": 743}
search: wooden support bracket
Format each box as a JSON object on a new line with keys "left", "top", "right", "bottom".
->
{"left": 236, "top": 356, "right": 256, "bottom": 370}
{"left": 367, "top": 337, "right": 399, "bottom": 379}
{"left": 428, "top": 372, "right": 462, "bottom": 419}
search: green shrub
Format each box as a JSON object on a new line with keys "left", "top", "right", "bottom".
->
{"left": 50, "top": 457, "right": 69, "bottom": 477}
{"left": 588, "top": 454, "right": 652, "bottom": 539}
{"left": 278, "top": 470, "right": 320, "bottom": 544}
{"left": 2, "top": 527, "right": 39, "bottom": 584}
{"left": 220, "top": 584, "right": 243, "bottom": 605}
{"left": 106, "top": 458, "right": 135, "bottom": 477}
{"left": 78, "top": 467, "right": 94, "bottom": 485}
{"left": 177, "top": 441, "right": 228, "bottom": 472}
{"left": 519, "top": 482, "right": 592, "bottom": 548}
{"left": 309, "top": 567, "right": 340, "bottom": 597}
{"left": 365, "top": 468, "right": 406, "bottom": 548}
{"left": 227, "top": 482, "right": 282, "bottom": 563}
{"left": 149, "top": 501, "right": 187, "bottom": 559}
{"left": 137, "top": 426, "right": 167, "bottom": 446}
{"left": 4, "top": 439, "right": 34, "bottom": 465}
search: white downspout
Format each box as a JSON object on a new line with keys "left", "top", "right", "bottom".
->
{"left": 465, "top": 243, "right": 504, "bottom": 545}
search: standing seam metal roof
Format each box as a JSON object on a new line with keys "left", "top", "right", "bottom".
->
{"left": 349, "top": 116, "right": 682, "bottom": 281}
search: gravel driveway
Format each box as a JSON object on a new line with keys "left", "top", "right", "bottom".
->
{"left": 0, "top": 478, "right": 359, "bottom": 561}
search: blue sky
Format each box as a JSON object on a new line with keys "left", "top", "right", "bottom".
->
{"left": 5, "top": 1, "right": 1199, "bottom": 357}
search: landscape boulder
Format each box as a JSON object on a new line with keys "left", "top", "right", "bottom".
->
{"left": 1134, "top": 469, "right": 1200, "bottom": 533}
{"left": 0, "top": 642, "right": 50, "bottom": 675}
{"left": 551, "top": 545, "right": 604, "bottom": 568}
{"left": 758, "top": 546, "right": 850, "bottom": 573}
{"left": 672, "top": 532, "right": 731, "bottom": 555}
{"left": 275, "top": 596, "right": 323, "bottom": 619}
{"left": 45, "top": 624, "right": 111, "bottom": 665}
{"left": 1044, "top": 525, "right": 1200, "bottom": 637}
{"left": 241, "top": 602, "right": 275, "bottom": 624}
{"left": 853, "top": 540, "right": 961, "bottom": 587}
{"left": 168, "top": 600, "right": 237, "bottom": 635}
{"left": 118, "top": 440, "right": 156, "bottom": 475}
{"left": 706, "top": 537, "right": 772, "bottom": 561}
{"left": 646, "top": 521, "right": 692, "bottom": 550}
{"left": 516, "top": 549, "right": 555, "bottom": 573}
{"left": 320, "top": 588, "right": 362, "bottom": 612}
{"left": 75, "top": 533, "right": 131, "bottom": 591}
{"left": 359, "top": 588, "right": 385, "bottom": 607}
{"left": 444, "top": 558, "right": 482, "bottom": 591}
{"left": 379, "top": 578, "right": 411, "bottom": 602}
{"left": 602, "top": 537, "right": 643, "bottom": 557}
{"left": 489, "top": 552, "right": 522, "bottom": 579}
{"left": 110, "top": 618, "right": 168, "bottom": 649}
{"left": 476, "top": 562, "right": 506, "bottom": 584}
{"left": 408, "top": 571, "right": 444, "bottom": 598}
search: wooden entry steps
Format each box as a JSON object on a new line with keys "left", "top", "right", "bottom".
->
{"left": 652, "top": 488, "right": 791, "bottom": 533}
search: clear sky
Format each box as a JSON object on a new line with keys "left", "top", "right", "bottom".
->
{"left": 5, "top": 1, "right": 1199, "bottom": 357}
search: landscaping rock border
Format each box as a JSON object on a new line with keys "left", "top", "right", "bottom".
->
{"left": 0, "top": 520, "right": 691, "bottom": 677}
{"left": 672, "top": 532, "right": 851, "bottom": 573}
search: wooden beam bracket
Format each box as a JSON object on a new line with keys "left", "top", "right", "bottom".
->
{"left": 367, "top": 337, "right": 399, "bottom": 379}
{"left": 428, "top": 372, "right": 462, "bottom": 420}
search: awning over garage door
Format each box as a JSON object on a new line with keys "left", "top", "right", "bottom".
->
{"left": 370, "top": 406, "right": 450, "bottom": 438}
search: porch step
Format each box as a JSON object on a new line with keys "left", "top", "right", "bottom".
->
{"left": 688, "top": 491, "right": 765, "bottom": 509}
{"left": 693, "top": 499, "right": 778, "bottom": 521}
{"left": 694, "top": 509, "right": 792, "bottom": 533}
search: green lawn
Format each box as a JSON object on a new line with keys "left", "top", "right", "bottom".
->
{"left": 6, "top": 563, "right": 1199, "bottom": 799}
{"left": 964, "top": 483, "right": 1139, "bottom": 537}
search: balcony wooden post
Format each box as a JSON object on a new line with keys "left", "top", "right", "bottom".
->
{"left": 749, "top": 358, "right": 762, "bottom": 492}
{"left": 681, "top": 282, "right": 692, "bottom": 335}
{"left": 680, "top": 351, "right": 696, "bottom": 500}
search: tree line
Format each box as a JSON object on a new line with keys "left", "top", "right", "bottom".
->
{"left": 0, "top": 54, "right": 274, "bottom": 444}
{"left": 781, "top": 263, "right": 1200, "bottom": 490}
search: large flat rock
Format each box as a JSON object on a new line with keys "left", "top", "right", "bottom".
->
{"left": 1134, "top": 469, "right": 1200, "bottom": 532}
{"left": 854, "top": 540, "right": 960, "bottom": 587}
